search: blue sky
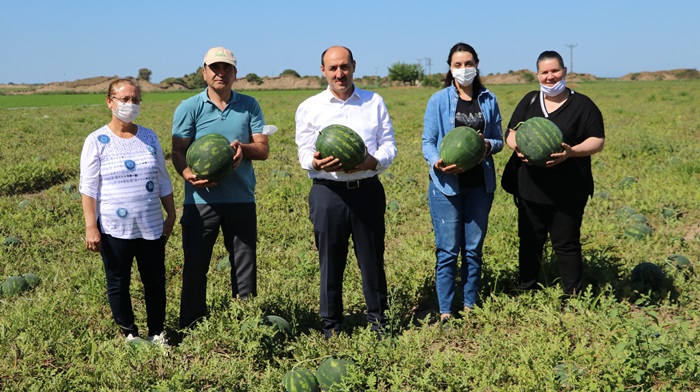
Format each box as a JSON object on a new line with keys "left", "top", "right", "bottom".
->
{"left": 1, "top": 0, "right": 698, "bottom": 84}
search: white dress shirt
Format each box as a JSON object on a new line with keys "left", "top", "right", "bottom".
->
{"left": 295, "top": 86, "right": 397, "bottom": 181}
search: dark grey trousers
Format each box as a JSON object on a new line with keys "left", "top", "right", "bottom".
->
{"left": 179, "top": 203, "right": 257, "bottom": 328}
{"left": 309, "top": 177, "right": 388, "bottom": 338}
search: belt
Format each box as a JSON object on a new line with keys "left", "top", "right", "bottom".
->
{"left": 313, "top": 175, "right": 378, "bottom": 190}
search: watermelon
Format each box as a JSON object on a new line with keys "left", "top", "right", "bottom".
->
{"left": 3, "top": 236, "right": 20, "bottom": 246}
{"left": 21, "top": 273, "right": 41, "bottom": 289}
{"left": 282, "top": 367, "right": 320, "bottom": 392}
{"left": 241, "top": 315, "right": 292, "bottom": 346}
{"left": 628, "top": 213, "right": 648, "bottom": 224}
{"left": 630, "top": 262, "right": 665, "bottom": 294}
{"left": 615, "top": 206, "right": 636, "bottom": 219}
{"left": 438, "top": 126, "right": 485, "bottom": 170}
{"left": 1, "top": 276, "right": 28, "bottom": 296}
{"left": 667, "top": 254, "right": 693, "bottom": 274}
{"left": 620, "top": 176, "right": 637, "bottom": 188}
{"left": 387, "top": 200, "right": 400, "bottom": 212}
{"left": 514, "top": 117, "right": 563, "bottom": 167}
{"left": 186, "top": 133, "right": 235, "bottom": 182}
{"left": 661, "top": 206, "right": 678, "bottom": 220}
{"left": 624, "top": 223, "right": 652, "bottom": 240}
{"left": 315, "top": 124, "right": 367, "bottom": 170}
{"left": 264, "top": 315, "right": 292, "bottom": 343}
{"left": 315, "top": 356, "right": 353, "bottom": 391}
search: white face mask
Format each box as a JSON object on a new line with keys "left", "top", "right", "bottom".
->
{"left": 112, "top": 101, "right": 140, "bottom": 123}
{"left": 540, "top": 79, "right": 566, "bottom": 97}
{"left": 451, "top": 67, "right": 477, "bottom": 86}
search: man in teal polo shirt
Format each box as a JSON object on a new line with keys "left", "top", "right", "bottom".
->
{"left": 172, "top": 47, "right": 269, "bottom": 329}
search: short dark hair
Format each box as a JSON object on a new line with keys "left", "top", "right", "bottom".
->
{"left": 536, "top": 51, "right": 565, "bottom": 70}
{"left": 321, "top": 46, "right": 354, "bottom": 67}
{"left": 443, "top": 42, "right": 484, "bottom": 92}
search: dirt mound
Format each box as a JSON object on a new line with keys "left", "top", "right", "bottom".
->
{"left": 620, "top": 69, "right": 699, "bottom": 81}
{"left": 232, "top": 75, "right": 322, "bottom": 90}
{"left": 30, "top": 76, "right": 188, "bottom": 94}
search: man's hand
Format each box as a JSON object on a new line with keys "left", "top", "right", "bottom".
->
{"left": 312, "top": 151, "right": 343, "bottom": 172}
{"left": 346, "top": 153, "right": 378, "bottom": 173}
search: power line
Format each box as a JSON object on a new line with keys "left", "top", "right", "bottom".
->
{"left": 565, "top": 44, "right": 578, "bottom": 74}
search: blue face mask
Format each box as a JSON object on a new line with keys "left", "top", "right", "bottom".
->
{"left": 540, "top": 79, "right": 566, "bottom": 97}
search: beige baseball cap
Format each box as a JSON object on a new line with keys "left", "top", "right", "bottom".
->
{"left": 203, "top": 47, "right": 237, "bottom": 67}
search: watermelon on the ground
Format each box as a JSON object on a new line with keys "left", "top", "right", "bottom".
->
{"left": 186, "top": 133, "right": 235, "bottom": 182}
{"left": 21, "top": 273, "right": 41, "bottom": 289}
{"left": 3, "top": 236, "right": 20, "bottom": 246}
{"left": 241, "top": 315, "right": 292, "bottom": 346}
{"left": 215, "top": 257, "right": 231, "bottom": 271}
{"left": 616, "top": 206, "right": 636, "bottom": 219}
{"left": 620, "top": 176, "right": 637, "bottom": 188}
{"left": 316, "top": 356, "right": 353, "bottom": 391}
{"left": 666, "top": 254, "right": 693, "bottom": 274}
{"left": 264, "top": 315, "right": 292, "bottom": 343}
{"left": 662, "top": 206, "right": 679, "bottom": 220}
{"left": 439, "top": 126, "right": 485, "bottom": 170}
{"left": 630, "top": 262, "right": 665, "bottom": 294}
{"left": 624, "top": 223, "right": 652, "bottom": 240}
{"left": 315, "top": 124, "right": 367, "bottom": 170}
{"left": 1, "top": 276, "right": 29, "bottom": 296}
{"left": 628, "top": 213, "right": 648, "bottom": 224}
{"left": 514, "top": 117, "right": 563, "bottom": 167}
{"left": 282, "top": 367, "right": 320, "bottom": 392}
{"left": 387, "top": 200, "right": 400, "bottom": 212}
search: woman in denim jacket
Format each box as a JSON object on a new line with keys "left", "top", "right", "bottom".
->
{"left": 422, "top": 42, "right": 503, "bottom": 322}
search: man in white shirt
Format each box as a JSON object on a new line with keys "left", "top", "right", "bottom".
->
{"left": 295, "top": 46, "right": 397, "bottom": 339}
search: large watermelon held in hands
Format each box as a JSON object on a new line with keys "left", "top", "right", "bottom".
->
{"left": 514, "top": 117, "right": 564, "bottom": 167}
{"left": 315, "top": 355, "right": 353, "bottom": 391}
{"left": 315, "top": 124, "right": 367, "bottom": 170}
{"left": 186, "top": 133, "right": 235, "bottom": 182}
{"left": 439, "top": 126, "right": 485, "bottom": 171}
{"left": 282, "top": 367, "right": 320, "bottom": 392}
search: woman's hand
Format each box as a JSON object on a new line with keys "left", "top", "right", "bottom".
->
{"left": 435, "top": 159, "right": 464, "bottom": 174}
{"left": 85, "top": 225, "right": 101, "bottom": 252}
{"left": 546, "top": 143, "right": 573, "bottom": 167}
{"left": 162, "top": 214, "right": 176, "bottom": 243}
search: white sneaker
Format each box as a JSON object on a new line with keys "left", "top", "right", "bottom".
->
{"left": 125, "top": 334, "right": 149, "bottom": 347}
{"left": 147, "top": 332, "right": 168, "bottom": 347}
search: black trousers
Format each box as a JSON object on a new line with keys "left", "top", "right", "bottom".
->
{"left": 517, "top": 197, "right": 587, "bottom": 295}
{"left": 100, "top": 233, "right": 166, "bottom": 337}
{"left": 179, "top": 203, "right": 257, "bottom": 328}
{"left": 309, "top": 177, "right": 388, "bottom": 338}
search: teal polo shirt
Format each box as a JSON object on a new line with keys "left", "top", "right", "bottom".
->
{"left": 172, "top": 89, "right": 265, "bottom": 205}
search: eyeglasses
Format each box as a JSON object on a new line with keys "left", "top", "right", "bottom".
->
{"left": 110, "top": 96, "right": 142, "bottom": 104}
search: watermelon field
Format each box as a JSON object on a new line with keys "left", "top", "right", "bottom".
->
{"left": 1, "top": 79, "right": 699, "bottom": 391}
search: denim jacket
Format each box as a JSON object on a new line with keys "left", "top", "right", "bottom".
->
{"left": 422, "top": 85, "right": 503, "bottom": 196}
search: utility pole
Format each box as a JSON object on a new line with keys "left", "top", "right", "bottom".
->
{"left": 565, "top": 44, "right": 577, "bottom": 74}
{"left": 423, "top": 57, "right": 432, "bottom": 75}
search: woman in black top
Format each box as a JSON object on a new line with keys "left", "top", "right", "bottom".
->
{"left": 504, "top": 51, "right": 605, "bottom": 295}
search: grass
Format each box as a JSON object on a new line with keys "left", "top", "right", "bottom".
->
{"left": 1, "top": 80, "right": 699, "bottom": 391}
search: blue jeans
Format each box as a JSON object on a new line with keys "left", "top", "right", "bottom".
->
{"left": 428, "top": 181, "right": 494, "bottom": 313}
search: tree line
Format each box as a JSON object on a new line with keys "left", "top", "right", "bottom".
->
{"left": 136, "top": 62, "right": 442, "bottom": 89}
